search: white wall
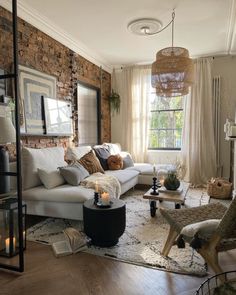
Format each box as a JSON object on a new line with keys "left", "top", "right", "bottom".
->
{"left": 212, "top": 56, "right": 236, "bottom": 179}
{"left": 111, "top": 57, "right": 236, "bottom": 173}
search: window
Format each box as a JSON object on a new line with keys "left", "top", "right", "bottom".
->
{"left": 148, "top": 94, "right": 184, "bottom": 150}
{"left": 77, "top": 82, "right": 101, "bottom": 146}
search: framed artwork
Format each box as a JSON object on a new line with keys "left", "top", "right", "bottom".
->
{"left": 44, "top": 97, "right": 73, "bottom": 136}
{"left": 18, "top": 65, "right": 57, "bottom": 134}
{"left": 77, "top": 82, "right": 101, "bottom": 146}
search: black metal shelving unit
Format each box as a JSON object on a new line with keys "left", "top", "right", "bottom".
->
{"left": 0, "top": 0, "right": 24, "bottom": 272}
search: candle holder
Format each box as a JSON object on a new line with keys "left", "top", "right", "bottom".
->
{"left": 151, "top": 177, "right": 160, "bottom": 195}
{"left": 0, "top": 197, "right": 26, "bottom": 257}
{"left": 94, "top": 192, "right": 99, "bottom": 205}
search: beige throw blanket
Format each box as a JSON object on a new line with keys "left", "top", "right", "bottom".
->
{"left": 81, "top": 172, "right": 121, "bottom": 198}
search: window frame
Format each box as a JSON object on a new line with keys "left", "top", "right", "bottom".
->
{"left": 148, "top": 99, "right": 184, "bottom": 151}
{"left": 77, "top": 81, "right": 101, "bottom": 146}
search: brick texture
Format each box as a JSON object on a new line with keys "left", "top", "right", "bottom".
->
{"left": 0, "top": 6, "right": 111, "bottom": 159}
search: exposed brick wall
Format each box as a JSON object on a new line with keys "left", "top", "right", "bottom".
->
{"left": 0, "top": 6, "right": 111, "bottom": 158}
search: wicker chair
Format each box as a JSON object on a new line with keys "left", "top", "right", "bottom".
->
{"left": 160, "top": 197, "right": 236, "bottom": 275}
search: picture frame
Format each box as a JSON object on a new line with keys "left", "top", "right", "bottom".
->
{"left": 18, "top": 65, "right": 57, "bottom": 134}
{"left": 43, "top": 97, "right": 73, "bottom": 136}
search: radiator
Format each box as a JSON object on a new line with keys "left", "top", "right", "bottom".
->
{"left": 213, "top": 76, "right": 223, "bottom": 176}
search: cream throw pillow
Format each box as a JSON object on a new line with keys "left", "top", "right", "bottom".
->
{"left": 22, "top": 147, "right": 67, "bottom": 190}
{"left": 38, "top": 169, "right": 65, "bottom": 189}
{"left": 65, "top": 146, "right": 92, "bottom": 161}
{"left": 181, "top": 219, "right": 221, "bottom": 238}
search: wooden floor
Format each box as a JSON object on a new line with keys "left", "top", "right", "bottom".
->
{"left": 0, "top": 242, "right": 236, "bottom": 295}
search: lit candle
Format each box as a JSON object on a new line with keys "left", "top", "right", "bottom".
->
{"left": 23, "top": 231, "right": 26, "bottom": 248}
{"left": 5, "top": 237, "right": 16, "bottom": 254}
{"left": 160, "top": 176, "right": 165, "bottom": 186}
{"left": 101, "top": 192, "right": 110, "bottom": 205}
{"left": 95, "top": 181, "right": 99, "bottom": 193}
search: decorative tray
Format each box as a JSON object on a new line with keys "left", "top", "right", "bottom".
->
{"left": 158, "top": 186, "right": 183, "bottom": 194}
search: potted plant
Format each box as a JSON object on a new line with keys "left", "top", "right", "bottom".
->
{"left": 109, "top": 89, "right": 120, "bottom": 115}
{"left": 164, "top": 171, "right": 180, "bottom": 191}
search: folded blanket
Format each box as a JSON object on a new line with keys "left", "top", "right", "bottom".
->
{"left": 80, "top": 172, "right": 121, "bottom": 198}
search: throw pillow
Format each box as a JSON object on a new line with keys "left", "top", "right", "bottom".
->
{"left": 181, "top": 219, "right": 221, "bottom": 239}
{"left": 65, "top": 146, "right": 92, "bottom": 161}
{"left": 103, "top": 143, "right": 121, "bottom": 155}
{"left": 59, "top": 163, "right": 89, "bottom": 186}
{"left": 37, "top": 168, "right": 65, "bottom": 189}
{"left": 107, "top": 154, "right": 123, "bottom": 170}
{"left": 120, "top": 152, "right": 134, "bottom": 169}
{"left": 77, "top": 150, "right": 104, "bottom": 174}
{"left": 93, "top": 145, "right": 111, "bottom": 170}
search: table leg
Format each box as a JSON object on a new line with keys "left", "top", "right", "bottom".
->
{"left": 150, "top": 200, "right": 157, "bottom": 217}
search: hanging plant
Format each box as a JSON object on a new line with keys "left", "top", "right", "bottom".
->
{"left": 109, "top": 89, "right": 120, "bottom": 115}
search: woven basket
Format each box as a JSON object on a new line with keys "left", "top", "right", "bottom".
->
{"left": 207, "top": 178, "right": 232, "bottom": 199}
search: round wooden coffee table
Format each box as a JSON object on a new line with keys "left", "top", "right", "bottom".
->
{"left": 83, "top": 198, "right": 126, "bottom": 247}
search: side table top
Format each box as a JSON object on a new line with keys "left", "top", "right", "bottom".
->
{"left": 143, "top": 182, "right": 190, "bottom": 204}
{"left": 84, "top": 198, "right": 125, "bottom": 211}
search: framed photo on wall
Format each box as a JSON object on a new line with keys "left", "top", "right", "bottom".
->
{"left": 44, "top": 97, "right": 73, "bottom": 136}
{"left": 18, "top": 65, "right": 57, "bottom": 134}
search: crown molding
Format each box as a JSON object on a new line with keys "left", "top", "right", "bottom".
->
{"left": 0, "top": 0, "right": 112, "bottom": 73}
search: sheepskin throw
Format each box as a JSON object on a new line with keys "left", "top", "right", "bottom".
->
{"left": 81, "top": 172, "right": 121, "bottom": 198}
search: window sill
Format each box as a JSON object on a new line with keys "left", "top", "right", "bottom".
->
{"left": 148, "top": 149, "right": 181, "bottom": 153}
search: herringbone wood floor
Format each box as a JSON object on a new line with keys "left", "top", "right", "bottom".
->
{"left": 0, "top": 241, "right": 236, "bottom": 295}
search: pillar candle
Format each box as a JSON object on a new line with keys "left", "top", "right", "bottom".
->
{"left": 101, "top": 192, "right": 110, "bottom": 205}
{"left": 5, "top": 237, "right": 16, "bottom": 254}
{"left": 95, "top": 181, "right": 99, "bottom": 193}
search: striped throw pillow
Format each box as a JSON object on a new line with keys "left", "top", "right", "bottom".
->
{"left": 77, "top": 150, "right": 104, "bottom": 174}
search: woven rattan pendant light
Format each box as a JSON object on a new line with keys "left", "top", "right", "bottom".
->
{"left": 151, "top": 11, "right": 194, "bottom": 97}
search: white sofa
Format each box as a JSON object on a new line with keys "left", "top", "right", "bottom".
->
{"left": 21, "top": 145, "right": 175, "bottom": 220}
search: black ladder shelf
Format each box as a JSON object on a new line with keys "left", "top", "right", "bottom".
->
{"left": 0, "top": 0, "right": 24, "bottom": 272}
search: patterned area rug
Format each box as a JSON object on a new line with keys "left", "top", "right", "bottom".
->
{"left": 27, "top": 187, "right": 210, "bottom": 276}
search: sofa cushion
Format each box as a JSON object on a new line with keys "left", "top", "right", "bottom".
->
{"left": 78, "top": 150, "right": 104, "bottom": 174}
{"left": 107, "top": 154, "right": 123, "bottom": 170}
{"left": 22, "top": 147, "right": 67, "bottom": 190}
{"left": 127, "top": 163, "right": 153, "bottom": 173}
{"left": 23, "top": 184, "right": 94, "bottom": 203}
{"left": 66, "top": 146, "right": 92, "bottom": 161}
{"left": 103, "top": 143, "right": 121, "bottom": 155}
{"left": 120, "top": 152, "right": 134, "bottom": 169}
{"left": 93, "top": 145, "right": 111, "bottom": 170}
{"left": 37, "top": 169, "right": 65, "bottom": 189}
{"left": 59, "top": 163, "right": 89, "bottom": 186}
{"left": 128, "top": 163, "right": 176, "bottom": 175}
{"left": 105, "top": 169, "right": 139, "bottom": 185}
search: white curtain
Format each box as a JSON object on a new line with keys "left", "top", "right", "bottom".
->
{"left": 181, "top": 57, "right": 217, "bottom": 185}
{"left": 112, "top": 65, "right": 151, "bottom": 162}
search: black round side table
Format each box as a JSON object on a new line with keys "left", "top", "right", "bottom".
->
{"left": 83, "top": 198, "right": 126, "bottom": 247}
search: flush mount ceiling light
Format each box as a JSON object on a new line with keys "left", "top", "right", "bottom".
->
{"left": 128, "top": 11, "right": 194, "bottom": 97}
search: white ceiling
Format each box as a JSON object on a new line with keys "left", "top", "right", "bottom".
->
{"left": 1, "top": 0, "right": 236, "bottom": 72}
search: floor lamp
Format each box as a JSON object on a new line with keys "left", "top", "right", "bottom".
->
{"left": 0, "top": 117, "right": 16, "bottom": 195}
